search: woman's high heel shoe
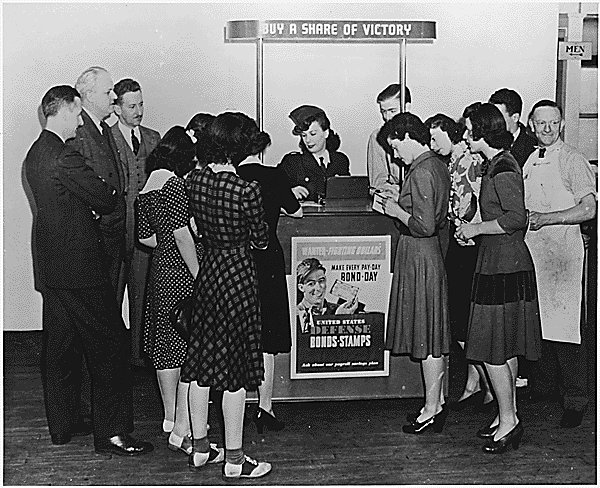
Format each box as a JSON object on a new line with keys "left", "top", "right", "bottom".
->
{"left": 255, "top": 407, "right": 285, "bottom": 434}
{"left": 450, "top": 391, "right": 484, "bottom": 411}
{"left": 476, "top": 424, "right": 498, "bottom": 439}
{"left": 402, "top": 405, "right": 447, "bottom": 434}
{"left": 482, "top": 422, "right": 524, "bottom": 454}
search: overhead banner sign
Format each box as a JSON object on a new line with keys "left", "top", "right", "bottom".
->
{"left": 289, "top": 235, "right": 391, "bottom": 379}
{"left": 226, "top": 20, "right": 436, "bottom": 42}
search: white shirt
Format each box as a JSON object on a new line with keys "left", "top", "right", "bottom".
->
{"left": 82, "top": 106, "right": 105, "bottom": 134}
{"left": 118, "top": 121, "right": 141, "bottom": 152}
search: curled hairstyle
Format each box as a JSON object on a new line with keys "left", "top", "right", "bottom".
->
{"left": 203, "top": 112, "right": 271, "bottom": 167}
{"left": 425, "top": 113, "right": 463, "bottom": 144}
{"left": 489, "top": 88, "right": 522, "bottom": 117}
{"left": 469, "top": 103, "right": 513, "bottom": 150}
{"left": 377, "top": 112, "right": 430, "bottom": 149}
{"left": 146, "top": 126, "right": 196, "bottom": 177}
{"left": 114, "top": 78, "right": 141, "bottom": 105}
{"left": 42, "top": 85, "right": 81, "bottom": 118}
{"left": 75, "top": 67, "right": 107, "bottom": 99}
{"left": 376, "top": 84, "right": 412, "bottom": 104}
{"left": 186, "top": 113, "right": 215, "bottom": 165}
{"left": 296, "top": 112, "right": 341, "bottom": 153}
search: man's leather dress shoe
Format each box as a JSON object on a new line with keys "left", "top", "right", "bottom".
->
{"left": 51, "top": 433, "right": 72, "bottom": 445}
{"left": 95, "top": 433, "right": 154, "bottom": 456}
{"left": 50, "top": 419, "right": 93, "bottom": 445}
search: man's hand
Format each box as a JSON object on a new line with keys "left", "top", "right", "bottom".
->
{"left": 528, "top": 211, "right": 548, "bottom": 231}
{"left": 292, "top": 185, "right": 309, "bottom": 201}
{"left": 335, "top": 297, "right": 359, "bottom": 315}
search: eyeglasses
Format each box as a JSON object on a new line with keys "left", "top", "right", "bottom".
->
{"left": 532, "top": 120, "right": 561, "bottom": 130}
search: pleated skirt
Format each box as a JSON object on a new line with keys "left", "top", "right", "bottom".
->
{"left": 386, "top": 234, "right": 450, "bottom": 359}
{"left": 465, "top": 239, "right": 542, "bottom": 365}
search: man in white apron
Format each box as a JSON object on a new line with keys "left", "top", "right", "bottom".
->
{"left": 523, "top": 99, "right": 597, "bottom": 428}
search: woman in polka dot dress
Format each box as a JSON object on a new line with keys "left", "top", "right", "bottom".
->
{"left": 137, "top": 126, "right": 203, "bottom": 454}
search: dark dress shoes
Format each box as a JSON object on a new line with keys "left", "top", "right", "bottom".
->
{"left": 560, "top": 409, "right": 584, "bottom": 428}
{"left": 50, "top": 419, "right": 93, "bottom": 445}
{"left": 51, "top": 433, "right": 72, "bottom": 445}
{"left": 71, "top": 419, "right": 93, "bottom": 437}
{"left": 95, "top": 433, "right": 154, "bottom": 456}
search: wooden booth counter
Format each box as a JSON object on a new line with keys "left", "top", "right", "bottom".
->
{"left": 253, "top": 197, "right": 426, "bottom": 402}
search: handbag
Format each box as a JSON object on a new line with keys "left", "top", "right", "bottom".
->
{"left": 169, "top": 295, "right": 194, "bottom": 343}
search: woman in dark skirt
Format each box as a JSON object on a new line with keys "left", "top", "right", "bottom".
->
{"left": 377, "top": 113, "right": 451, "bottom": 434}
{"left": 182, "top": 112, "right": 272, "bottom": 479}
{"left": 456, "top": 103, "right": 541, "bottom": 453}
{"left": 238, "top": 147, "right": 302, "bottom": 433}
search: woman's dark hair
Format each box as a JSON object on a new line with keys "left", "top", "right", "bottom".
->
{"left": 186, "top": 113, "right": 215, "bottom": 165}
{"left": 469, "top": 103, "right": 513, "bottom": 150}
{"left": 203, "top": 112, "right": 271, "bottom": 167}
{"left": 146, "top": 126, "right": 196, "bottom": 177}
{"left": 297, "top": 112, "right": 342, "bottom": 153}
{"left": 377, "top": 112, "right": 430, "bottom": 149}
{"left": 424, "top": 113, "right": 463, "bottom": 144}
{"left": 461, "top": 101, "right": 482, "bottom": 122}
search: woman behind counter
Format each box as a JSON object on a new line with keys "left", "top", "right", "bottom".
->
{"left": 279, "top": 105, "right": 350, "bottom": 202}
{"left": 136, "top": 126, "right": 201, "bottom": 452}
{"left": 456, "top": 103, "right": 541, "bottom": 454}
{"left": 377, "top": 113, "right": 451, "bottom": 435}
{"left": 236, "top": 121, "right": 303, "bottom": 433}
{"left": 182, "top": 112, "right": 272, "bottom": 479}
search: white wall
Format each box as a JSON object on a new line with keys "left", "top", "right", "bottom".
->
{"left": 4, "top": 2, "right": 559, "bottom": 330}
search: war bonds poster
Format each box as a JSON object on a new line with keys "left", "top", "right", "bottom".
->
{"left": 290, "top": 235, "right": 391, "bottom": 379}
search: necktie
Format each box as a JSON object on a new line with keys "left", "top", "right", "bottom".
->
{"left": 131, "top": 129, "right": 140, "bottom": 155}
{"left": 319, "top": 157, "right": 325, "bottom": 171}
{"left": 100, "top": 120, "right": 109, "bottom": 137}
{"left": 538, "top": 148, "right": 546, "bottom": 159}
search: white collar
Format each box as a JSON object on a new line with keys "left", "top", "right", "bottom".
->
{"left": 513, "top": 126, "right": 520, "bottom": 141}
{"left": 238, "top": 155, "right": 261, "bottom": 167}
{"left": 209, "top": 162, "right": 237, "bottom": 174}
{"left": 83, "top": 106, "right": 105, "bottom": 134}
{"left": 118, "top": 121, "right": 141, "bottom": 150}
{"left": 140, "top": 169, "right": 176, "bottom": 194}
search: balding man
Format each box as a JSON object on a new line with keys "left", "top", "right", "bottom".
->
{"left": 67, "top": 67, "right": 126, "bottom": 295}
{"left": 523, "top": 99, "right": 597, "bottom": 428}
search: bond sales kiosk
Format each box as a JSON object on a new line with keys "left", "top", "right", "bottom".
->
{"left": 225, "top": 19, "right": 437, "bottom": 401}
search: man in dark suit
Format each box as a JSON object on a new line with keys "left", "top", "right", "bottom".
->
{"left": 489, "top": 88, "right": 537, "bottom": 168}
{"left": 25, "top": 85, "right": 152, "bottom": 455}
{"left": 111, "top": 79, "right": 160, "bottom": 362}
{"left": 68, "top": 67, "right": 126, "bottom": 296}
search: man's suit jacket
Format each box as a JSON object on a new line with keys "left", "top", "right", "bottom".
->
{"left": 511, "top": 122, "right": 537, "bottom": 168}
{"left": 111, "top": 124, "right": 160, "bottom": 251}
{"left": 279, "top": 150, "right": 350, "bottom": 202}
{"left": 25, "top": 130, "right": 118, "bottom": 288}
{"left": 66, "top": 110, "right": 126, "bottom": 234}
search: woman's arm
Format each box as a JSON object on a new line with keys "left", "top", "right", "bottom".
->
{"left": 173, "top": 226, "right": 199, "bottom": 278}
{"left": 139, "top": 235, "right": 157, "bottom": 248}
{"left": 381, "top": 167, "right": 438, "bottom": 237}
{"left": 457, "top": 169, "right": 526, "bottom": 240}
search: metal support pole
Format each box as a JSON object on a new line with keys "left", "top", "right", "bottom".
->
{"left": 256, "top": 37, "right": 264, "bottom": 160}
{"left": 399, "top": 38, "right": 407, "bottom": 183}
{"left": 399, "top": 38, "right": 407, "bottom": 112}
{"left": 256, "top": 37, "right": 264, "bottom": 130}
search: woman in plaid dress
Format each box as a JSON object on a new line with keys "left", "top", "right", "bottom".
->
{"left": 182, "top": 112, "right": 272, "bottom": 479}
